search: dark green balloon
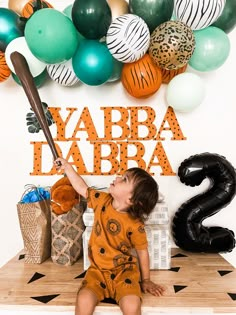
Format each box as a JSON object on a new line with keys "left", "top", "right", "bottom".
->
{"left": 129, "top": 0, "right": 174, "bottom": 33}
{"left": 72, "top": 0, "right": 112, "bottom": 39}
{"left": 0, "top": 8, "right": 23, "bottom": 52}
{"left": 212, "top": 0, "right": 236, "bottom": 34}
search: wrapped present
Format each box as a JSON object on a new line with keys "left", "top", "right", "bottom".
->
{"left": 82, "top": 226, "right": 92, "bottom": 271}
{"left": 82, "top": 208, "right": 94, "bottom": 227}
{"left": 17, "top": 185, "right": 51, "bottom": 264}
{"left": 145, "top": 225, "right": 171, "bottom": 269}
{"left": 145, "top": 202, "right": 169, "bottom": 225}
{"left": 83, "top": 202, "right": 169, "bottom": 226}
{"left": 82, "top": 225, "right": 171, "bottom": 270}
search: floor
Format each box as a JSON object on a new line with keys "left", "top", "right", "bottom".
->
{"left": 0, "top": 248, "right": 235, "bottom": 314}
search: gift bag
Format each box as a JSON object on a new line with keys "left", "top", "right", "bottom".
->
{"left": 17, "top": 185, "right": 51, "bottom": 264}
{"left": 51, "top": 200, "right": 86, "bottom": 266}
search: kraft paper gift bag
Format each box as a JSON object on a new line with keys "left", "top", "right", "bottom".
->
{"left": 17, "top": 185, "right": 51, "bottom": 264}
{"left": 51, "top": 200, "right": 86, "bottom": 266}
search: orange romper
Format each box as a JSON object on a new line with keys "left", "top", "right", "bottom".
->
{"left": 80, "top": 188, "right": 148, "bottom": 303}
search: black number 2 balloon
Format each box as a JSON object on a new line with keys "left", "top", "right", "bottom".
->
{"left": 172, "top": 152, "right": 236, "bottom": 253}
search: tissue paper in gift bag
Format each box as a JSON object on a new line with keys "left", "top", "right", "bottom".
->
{"left": 17, "top": 186, "right": 51, "bottom": 264}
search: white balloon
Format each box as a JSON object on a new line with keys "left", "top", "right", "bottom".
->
{"left": 47, "top": 59, "right": 79, "bottom": 87}
{"left": 166, "top": 72, "right": 206, "bottom": 112}
{"left": 5, "top": 36, "right": 46, "bottom": 77}
{"left": 106, "top": 14, "right": 150, "bottom": 63}
{"left": 174, "top": 0, "right": 226, "bottom": 30}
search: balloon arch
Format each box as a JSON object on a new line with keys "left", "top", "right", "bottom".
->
{"left": 0, "top": 0, "right": 235, "bottom": 111}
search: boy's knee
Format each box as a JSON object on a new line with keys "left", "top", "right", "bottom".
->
{"left": 119, "top": 295, "right": 141, "bottom": 315}
{"left": 75, "top": 289, "right": 98, "bottom": 315}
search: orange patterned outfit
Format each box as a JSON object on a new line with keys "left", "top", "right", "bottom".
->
{"left": 80, "top": 188, "right": 148, "bottom": 303}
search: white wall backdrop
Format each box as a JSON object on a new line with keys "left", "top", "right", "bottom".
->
{"left": 0, "top": 0, "right": 236, "bottom": 270}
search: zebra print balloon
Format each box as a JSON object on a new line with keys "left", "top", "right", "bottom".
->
{"left": 47, "top": 59, "right": 79, "bottom": 87}
{"left": 106, "top": 14, "right": 150, "bottom": 63}
{"left": 174, "top": 0, "right": 226, "bottom": 30}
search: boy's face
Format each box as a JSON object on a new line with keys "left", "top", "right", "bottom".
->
{"left": 108, "top": 172, "right": 134, "bottom": 208}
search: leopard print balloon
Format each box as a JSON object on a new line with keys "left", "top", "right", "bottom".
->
{"left": 149, "top": 21, "right": 195, "bottom": 70}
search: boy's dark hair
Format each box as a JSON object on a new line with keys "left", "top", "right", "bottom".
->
{"left": 127, "top": 167, "right": 159, "bottom": 222}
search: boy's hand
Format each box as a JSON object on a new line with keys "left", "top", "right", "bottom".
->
{"left": 54, "top": 157, "right": 67, "bottom": 172}
{"left": 141, "top": 279, "right": 166, "bottom": 297}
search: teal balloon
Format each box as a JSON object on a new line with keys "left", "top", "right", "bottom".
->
{"left": 0, "top": 8, "right": 23, "bottom": 52}
{"left": 212, "top": 0, "right": 236, "bottom": 34}
{"left": 72, "top": 0, "right": 112, "bottom": 39}
{"left": 72, "top": 39, "right": 113, "bottom": 86}
{"left": 12, "top": 68, "right": 48, "bottom": 88}
{"left": 189, "top": 26, "right": 230, "bottom": 72}
{"left": 129, "top": 0, "right": 174, "bottom": 33}
{"left": 25, "top": 9, "right": 79, "bottom": 64}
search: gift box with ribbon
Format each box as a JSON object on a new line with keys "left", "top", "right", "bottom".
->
{"left": 82, "top": 201, "right": 171, "bottom": 270}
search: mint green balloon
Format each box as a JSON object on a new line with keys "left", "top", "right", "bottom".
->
{"left": 189, "top": 26, "right": 230, "bottom": 72}
{"left": 63, "top": 4, "right": 73, "bottom": 19}
{"left": 166, "top": 73, "right": 205, "bottom": 112}
{"left": 25, "top": 9, "right": 79, "bottom": 64}
{"left": 63, "top": 4, "right": 85, "bottom": 43}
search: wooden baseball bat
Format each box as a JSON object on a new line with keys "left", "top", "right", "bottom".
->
{"left": 10, "top": 51, "right": 59, "bottom": 161}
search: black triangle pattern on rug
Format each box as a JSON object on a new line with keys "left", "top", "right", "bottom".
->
{"left": 18, "top": 254, "right": 25, "bottom": 260}
{"left": 171, "top": 253, "right": 188, "bottom": 258}
{"left": 28, "top": 272, "right": 45, "bottom": 284}
{"left": 228, "top": 293, "right": 236, "bottom": 301}
{"left": 169, "top": 267, "right": 181, "bottom": 272}
{"left": 101, "top": 297, "right": 117, "bottom": 305}
{"left": 174, "top": 285, "right": 187, "bottom": 293}
{"left": 31, "top": 294, "right": 60, "bottom": 304}
{"left": 218, "top": 270, "right": 233, "bottom": 277}
{"left": 74, "top": 270, "right": 87, "bottom": 279}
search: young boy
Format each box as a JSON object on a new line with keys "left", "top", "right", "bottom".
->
{"left": 55, "top": 158, "right": 166, "bottom": 315}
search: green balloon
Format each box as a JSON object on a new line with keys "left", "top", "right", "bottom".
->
{"left": 12, "top": 68, "right": 48, "bottom": 88}
{"left": 189, "top": 26, "right": 230, "bottom": 72}
{"left": 63, "top": 4, "right": 85, "bottom": 43}
{"left": 129, "top": 0, "right": 174, "bottom": 33}
{"left": 100, "top": 39, "right": 123, "bottom": 82}
{"left": 63, "top": 4, "right": 73, "bottom": 19}
{"left": 108, "top": 58, "right": 123, "bottom": 82}
{"left": 212, "top": 0, "right": 236, "bottom": 34}
{"left": 0, "top": 8, "right": 23, "bottom": 51}
{"left": 72, "top": 0, "right": 112, "bottom": 39}
{"left": 25, "top": 9, "right": 79, "bottom": 64}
